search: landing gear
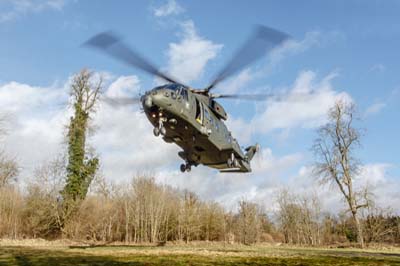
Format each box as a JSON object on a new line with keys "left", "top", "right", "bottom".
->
{"left": 153, "top": 127, "right": 160, "bottom": 136}
{"left": 180, "top": 163, "right": 191, "bottom": 173}
{"left": 227, "top": 153, "right": 240, "bottom": 168}
{"left": 153, "top": 117, "right": 166, "bottom": 137}
{"left": 160, "top": 126, "right": 166, "bottom": 136}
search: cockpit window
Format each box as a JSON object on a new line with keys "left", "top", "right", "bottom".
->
{"left": 180, "top": 87, "right": 188, "bottom": 101}
{"left": 165, "top": 84, "right": 182, "bottom": 91}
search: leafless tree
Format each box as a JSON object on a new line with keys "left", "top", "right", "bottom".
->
{"left": 0, "top": 115, "right": 18, "bottom": 188}
{"left": 277, "top": 189, "right": 322, "bottom": 245}
{"left": 0, "top": 152, "right": 18, "bottom": 188}
{"left": 312, "top": 100, "right": 369, "bottom": 247}
{"left": 23, "top": 157, "right": 66, "bottom": 238}
{"left": 236, "top": 200, "right": 263, "bottom": 245}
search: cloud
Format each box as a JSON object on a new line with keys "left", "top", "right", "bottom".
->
{"left": 0, "top": 80, "right": 69, "bottom": 179}
{"left": 1, "top": 74, "right": 396, "bottom": 214}
{"left": 0, "top": 74, "right": 179, "bottom": 183}
{"left": 218, "top": 68, "right": 254, "bottom": 95}
{"left": 365, "top": 102, "right": 386, "bottom": 116}
{"left": 266, "top": 30, "right": 345, "bottom": 69}
{"left": 90, "top": 101, "right": 179, "bottom": 182}
{"left": 0, "top": 0, "right": 66, "bottom": 23}
{"left": 166, "top": 20, "right": 223, "bottom": 84}
{"left": 228, "top": 70, "right": 352, "bottom": 143}
{"left": 215, "top": 30, "right": 346, "bottom": 107}
{"left": 153, "top": 0, "right": 184, "bottom": 17}
{"left": 269, "top": 31, "right": 322, "bottom": 65}
{"left": 105, "top": 75, "right": 141, "bottom": 98}
{"left": 356, "top": 164, "right": 400, "bottom": 211}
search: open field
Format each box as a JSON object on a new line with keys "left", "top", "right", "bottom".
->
{"left": 1, "top": 242, "right": 399, "bottom": 266}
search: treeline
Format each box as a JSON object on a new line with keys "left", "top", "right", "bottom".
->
{"left": 0, "top": 170, "right": 399, "bottom": 246}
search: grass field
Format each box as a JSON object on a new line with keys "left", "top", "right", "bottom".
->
{"left": 1, "top": 242, "right": 400, "bottom": 266}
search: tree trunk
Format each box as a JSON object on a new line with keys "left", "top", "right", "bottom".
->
{"left": 353, "top": 212, "right": 364, "bottom": 248}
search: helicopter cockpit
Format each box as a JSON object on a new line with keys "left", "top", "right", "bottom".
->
{"left": 159, "top": 84, "right": 188, "bottom": 101}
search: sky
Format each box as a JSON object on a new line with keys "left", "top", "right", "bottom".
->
{"left": 0, "top": 0, "right": 399, "bottom": 213}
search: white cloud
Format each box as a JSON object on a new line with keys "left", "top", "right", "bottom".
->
{"left": 0, "top": 0, "right": 66, "bottom": 23}
{"left": 269, "top": 31, "right": 322, "bottom": 65}
{"left": 228, "top": 70, "right": 352, "bottom": 143}
{"left": 365, "top": 102, "right": 386, "bottom": 116}
{"left": 153, "top": 0, "right": 184, "bottom": 17}
{"left": 267, "top": 30, "right": 345, "bottom": 69}
{"left": 218, "top": 68, "right": 253, "bottom": 95}
{"left": 0, "top": 74, "right": 179, "bottom": 183}
{"left": 105, "top": 75, "right": 141, "bottom": 98}
{"left": 0, "top": 80, "right": 69, "bottom": 179}
{"left": 1, "top": 74, "right": 397, "bottom": 214}
{"left": 90, "top": 101, "right": 179, "bottom": 182}
{"left": 166, "top": 20, "right": 223, "bottom": 84}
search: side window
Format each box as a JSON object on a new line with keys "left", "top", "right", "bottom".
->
{"left": 195, "top": 98, "right": 202, "bottom": 124}
{"left": 181, "top": 88, "right": 188, "bottom": 101}
{"left": 204, "top": 108, "right": 210, "bottom": 121}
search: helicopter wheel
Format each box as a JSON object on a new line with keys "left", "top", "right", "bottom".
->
{"left": 153, "top": 127, "right": 160, "bottom": 137}
{"left": 227, "top": 158, "right": 233, "bottom": 168}
{"left": 180, "top": 164, "right": 186, "bottom": 173}
{"left": 160, "top": 126, "right": 166, "bottom": 136}
{"left": 233, "top": 158, "right": 240, "bottom": 168}
{"left": 180, "top": 163, "right": 191, "bottom": 173}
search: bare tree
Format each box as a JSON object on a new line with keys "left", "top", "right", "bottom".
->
{"left": 312, "top": 100, "right": 368, "bottom": 247}
{"left": 0, "top": 152, "right": 18, "bottom": 188}
{"left": 23, "top": 157, "right": 66, "bottom": 238}
{"left": 236, "top": 200, "right": 263, "bottom": 245}
{"left": 0, "top": 115, "right": 18, "bottom": 188}
{"left": 277, "top": 189, "right": 322, "bottom": 245}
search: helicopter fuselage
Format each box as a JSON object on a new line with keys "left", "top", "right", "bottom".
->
{"left": 141, "top": 83, "right": 254, "bottom": 173}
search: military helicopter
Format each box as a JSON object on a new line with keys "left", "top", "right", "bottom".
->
{"left": 85, "top": 25, "right": 290, "bottom": 173}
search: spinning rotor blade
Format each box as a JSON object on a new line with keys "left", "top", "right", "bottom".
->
{"left": 210, "top": 93, "right": 275, "bottom": 101}
{"left": 205, "top": 25, "right": 290, "bottom": 92}
{"left": 84, "top": 31, "right": 181, "bottom": 84}
{"left": 102, "top": 96, "right": 142, "bottom": 106}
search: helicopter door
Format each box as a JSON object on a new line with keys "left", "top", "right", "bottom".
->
{"left": 195, "top": 98, "right": 203, "bottom": 124}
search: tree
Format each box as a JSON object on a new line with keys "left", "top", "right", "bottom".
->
{"left": 312, "top": 100, "right": 369, "bottom": 248}
{"left": 61, "top": 69, "right": 102, "bottom": 222}
{"left": 0, "top": 116, "right": 18, "bottom": 188}
{"left": 236, "top": 200, "right": 262, "bottom": 245}
{"left": 0, "top": 152, "right": 18, "bottom": 188}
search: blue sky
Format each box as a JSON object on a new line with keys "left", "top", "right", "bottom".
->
{"left": 0, "top": 0, "right": 399, "bottom": 212}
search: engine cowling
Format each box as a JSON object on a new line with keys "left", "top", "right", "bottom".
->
{"left": 210, "top": 100, "right": 227, "bottom": 120}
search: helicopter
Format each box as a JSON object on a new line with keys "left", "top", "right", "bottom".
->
{"left": 85, "top": 25, "right": 290, "bottom": 173}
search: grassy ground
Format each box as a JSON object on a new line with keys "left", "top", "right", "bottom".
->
{"left": 0, "top": 243, "right": 399, "bottom": 266}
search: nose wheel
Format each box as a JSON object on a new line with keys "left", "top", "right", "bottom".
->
{"left": 153, "top": 117, "right": 166, "bottom": 137}
{"left": 153, "top": 126, "right": 166, "bottom": 136}
{"left": 180, "top": 163, "right": 191, "bottom": 173}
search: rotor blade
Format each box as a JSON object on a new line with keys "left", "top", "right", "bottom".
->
{"left": 210, "top": 93, "right": 275, "bottom": 101}
{"left": 205, "top": 25, "right": 290, "bottom": 91}
{"left": 211, "top": 91, "right": 318, "bottom": 102}
{"left": 102, "top": 96, "right": 142, "bottom": 106}
{"left": 84, "top": 31, "right": 181, "bottom": 84}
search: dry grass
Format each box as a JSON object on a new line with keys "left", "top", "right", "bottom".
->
{"left": 0, "top": 239, "right": 399, "bottom": 266}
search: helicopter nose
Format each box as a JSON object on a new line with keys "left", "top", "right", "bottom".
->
{"left": 143, "top": 95, "right": 153, "bottom": 108}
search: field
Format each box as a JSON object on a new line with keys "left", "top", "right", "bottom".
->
{"left": 1, "top": 241, "right": 400, "bottom": 266}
